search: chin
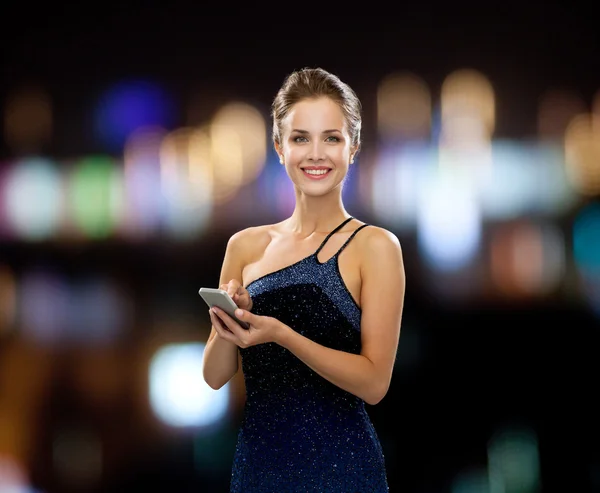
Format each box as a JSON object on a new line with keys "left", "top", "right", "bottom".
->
{"left": 295, "top": 182, "right": 343, "bottom": 198}
{"left": 302, "top": 189, "right": 332, "bottom": 198}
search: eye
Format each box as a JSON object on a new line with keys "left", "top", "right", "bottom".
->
{"left": 293, "top": 136, "right": 308, "bottom": 143}
{"left": 325, "top": 136, "right": 341, "bottom": 142}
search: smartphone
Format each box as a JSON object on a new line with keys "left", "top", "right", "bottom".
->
{"left": 199, "top": 287, "right": 250, "bottom": 329}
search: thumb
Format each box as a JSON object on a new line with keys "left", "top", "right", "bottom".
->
{"left": 235, "top": 308, "right": 253, "bottom": 322}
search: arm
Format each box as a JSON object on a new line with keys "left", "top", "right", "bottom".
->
{"left": 277, "top": 228, "right": 405, "bottom": 405}
{"left": 202, "top": 230, "right": 248, "bottom": 390}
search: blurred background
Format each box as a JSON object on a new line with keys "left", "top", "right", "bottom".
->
{"left": 1, "top": 5, "right": 599, "bottom": 493}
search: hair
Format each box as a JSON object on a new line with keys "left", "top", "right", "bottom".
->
{"left": 271, "top": 67, "right": 362, "bottom": 150}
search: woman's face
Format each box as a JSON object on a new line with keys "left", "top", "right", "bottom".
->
{"left": 276, "top": 97, "right": 356, "bottom": 197}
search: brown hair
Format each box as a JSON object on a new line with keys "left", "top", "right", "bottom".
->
{"left": 271, "top": 67, "right": 362, "bottom": 150}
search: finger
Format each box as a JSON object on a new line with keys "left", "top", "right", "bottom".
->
{"left": 234, "top": 308, "right": 255, "bottom": 326}
{"left": 235, "top": 284, "right": 250, "bottom": 300}
{"left": 212, "top": 307, "right": 248, "bottom": 338}
{"left": 209, "top": 310, "right": 230, "bottom": 334}
{"left": 221, "top": 283, "right": 238, "bottom": 303}
{"left": 209, "top": 311, "right": 238, "bottom": 344}
{"left": 227, "top": 280, "right": 241, "bottom": 298}
{"left": 231, "top": 283, "right": 249, "bottom": 306}
{"left": 212, "top": 306, "right": 239, "bottom": 330}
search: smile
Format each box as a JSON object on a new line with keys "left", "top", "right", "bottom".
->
{"left": 301, "top": 168, "right": 331, "bottom": 180}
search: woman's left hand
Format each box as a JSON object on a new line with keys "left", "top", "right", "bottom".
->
{"left": 208, "top": 306, "right": 288, "bottom": 348}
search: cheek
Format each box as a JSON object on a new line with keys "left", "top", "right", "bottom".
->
{"left": 334, "top": 146, "right": 352, "bottom": 161}
{"left": 285, "top": 147, "right": 303, "bottom": 161}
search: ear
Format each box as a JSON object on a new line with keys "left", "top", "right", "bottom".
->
{"left": 350, "top": 143, "right": 360, "bottom": 163}
{"left": 274, "top": 142, "right": 284, "bottom": 164}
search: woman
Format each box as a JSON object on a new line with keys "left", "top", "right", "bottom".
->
{"left": 202, "top": 67, "right": 405, "bottom": 492}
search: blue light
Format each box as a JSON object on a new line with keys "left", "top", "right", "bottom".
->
{"left": 342, "top": 157, "right": 360, "bottom": 210}
{"left": 256, "top": 149, "right": 295, "bottom": 218}
{"left": 573, "top": 203, "right": 600, "bottom": 273}
{"left": 94, "top": 80, "right": 175, "bottom": 152}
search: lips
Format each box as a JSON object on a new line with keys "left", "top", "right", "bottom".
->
{"left": 301, "top": 167, "right": 332, "bottom": 180}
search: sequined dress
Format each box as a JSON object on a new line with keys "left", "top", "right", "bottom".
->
{"left": 230, "top": 217, "right": 389, "bottom": 492}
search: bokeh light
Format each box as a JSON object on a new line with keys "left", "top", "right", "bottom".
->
{"left": 2, "top": 158, "right": 63, "bottom": 241}
{"left": 3, "top": 86, "right": 52, "bottom": 154}
{"left": 256, "top": 152, "right": 296, "bottom": 218}
{"left": 199, "top": 123, "right": 244, "bottom": 203}
{"left": 487, "top": 426, "right": 541, "bottom": 493}
{"left": 67, "top": 277, "right": 129, "bottom": 345}
{"left": 490, "top": 221, "right": 565, "bottom": 297}
{"left": 94, "top": 80, "right": 175, "bottom": 152}
{"left": 451, "top": 467, "right": 496, "bottom": 493}
{"left": 376, "top": 71, "right": 432, "bottom": 141}
{"left": 478, "top": 142, "right": 576, "bottom": 219}
{"left": 564, "top": 113, "right": 600, "bottom": 196}
{"left": 417, "top": 167, "right": 481, "bottom": 271}
{"left": 574, "top": 203, "right": 600, "bottom": 272}
{"left": 210, "top": 102, "right": 267, "bottom": 186}
{"left": 160, "top": 127, "right": 208, "bottom": 205}
{"left": 159, "top": 127, "right": 212, "bottom": 240}
{"left": 0, "top": 454, "right": 38, "bottom": 493}
{"left": 123, "top": 126, "right": 166, "bottom": 240}
{"left": 440, "top": 68, "right": 495, "bottom": 146}
{"left": 66, "top": 156, "right": 124, "bottom": 239}
{"left": 149, "top": 343, "right": 230, "bottom": 428}
{"left": 369, "top": 143, "right": 435, "bottom": 231}
{"left": 572, "top": 203, "right": 600, "bottom": 315}
{"left": 18, "top": 268, "right": 69, "bottom": 346}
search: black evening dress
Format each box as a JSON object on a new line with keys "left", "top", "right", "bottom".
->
{"left": 230, "top": 217, "right": 389, "bottom": 492}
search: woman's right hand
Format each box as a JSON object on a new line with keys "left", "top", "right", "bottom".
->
{"left": 221, "top": 279, "right": 253, "bottom": 312}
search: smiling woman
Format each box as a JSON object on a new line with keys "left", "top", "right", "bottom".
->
{"left": 202, "top": 67, "right": 405, "bottom": 493}
{"left": 272, "top": 69, "right": 360, "bottom": 200}
{"left": 278, "top": 97, "right": 354, "bottom": 193}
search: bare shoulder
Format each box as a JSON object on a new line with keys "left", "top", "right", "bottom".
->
{"left": 358, "top": 225, "right": 403, "bottom": 257}
{"left": 356, "top": 225, "right": 404, "bottom": 275}
{"left": 226, "top": 223, "right": 277, "bottom": 263}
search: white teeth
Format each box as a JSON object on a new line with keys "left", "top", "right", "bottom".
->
{"left": 303, "top": 169, "right": 329, "bottom": 175}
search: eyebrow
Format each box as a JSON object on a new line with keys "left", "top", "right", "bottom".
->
{"left": 291, "top": 129, "right": 342, "bottom": 134}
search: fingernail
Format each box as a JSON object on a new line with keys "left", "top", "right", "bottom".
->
{"left": 211, "top": 307, "right": 218, "bottom": 313}
{"left": 235, "top": 309, "right": 243, "bottom": 317}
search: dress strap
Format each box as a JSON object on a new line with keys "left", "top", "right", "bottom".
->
{"left": 314, "top": 216, "right": 354, "bottom": 256}
{"left": 334, "top": 223, "right": 370, "bottom": 257}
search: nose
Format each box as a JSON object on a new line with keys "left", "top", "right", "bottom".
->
{"left": 307, "top": 140, "right": 326, "bottom": 162}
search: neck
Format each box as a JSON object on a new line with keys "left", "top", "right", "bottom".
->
{"left": 287, "top": 187, "right": 350, "bottom": 234}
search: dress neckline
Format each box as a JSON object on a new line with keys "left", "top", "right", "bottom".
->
{"left": 244, "top": 217, "right": 354, "bottom": 289}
